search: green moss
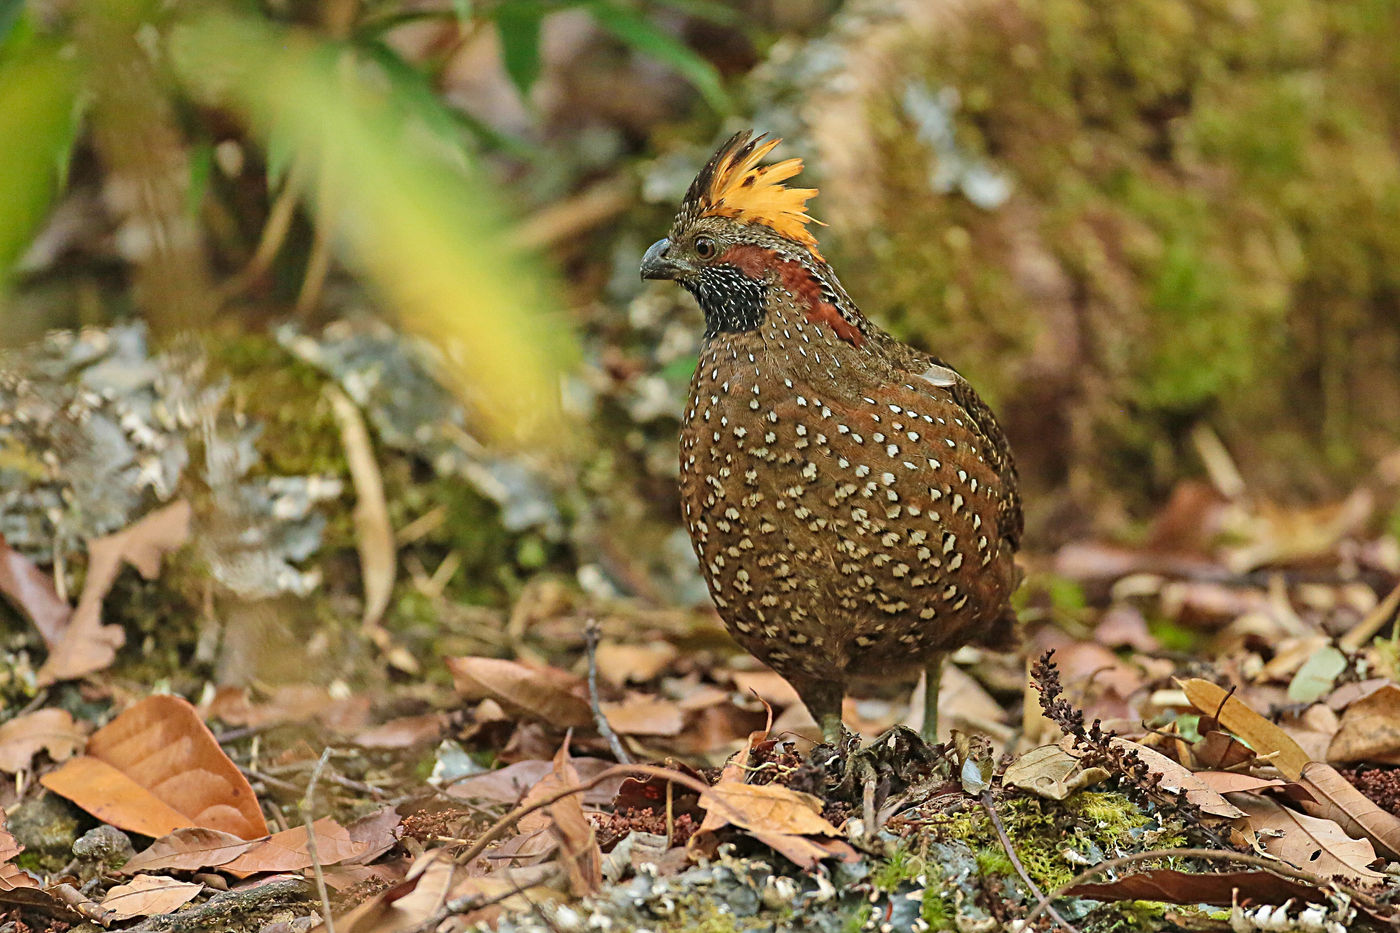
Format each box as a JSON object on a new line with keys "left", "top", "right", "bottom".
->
{"left": 928, "top": 790, "right": 1183, "bottom": 891}
{"left": 204, "top": 328, "right": 349, "bottom": 480}
{"left": 840, "top": 0, "right": 1400, "bottom": 503}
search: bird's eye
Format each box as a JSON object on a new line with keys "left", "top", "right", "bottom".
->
{"left": 694, "top": 236, "right": 716, "bottom": 259}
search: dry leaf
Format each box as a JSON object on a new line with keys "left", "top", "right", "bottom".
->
{"left": 0, "top": 708, "right": 86, "bottom": 773}
{"left": 1181, "top": 678, "right": 1311, "bottom": 780}
{"left": 101, "top": 874, "right": 203, "bottom": 920}
{"left": 1066, "top": 868, "right": 1321, "bottom": 907}
{"left": 595, "top": 642, "right": 678, "bottom": 684}
{"left": 729, "top": 670, "right": 801, "bottom": 708}
{"left": 1298, "top": 761, "right": 1400, "bottom": 861}
{"left": 123, "top": 828, "right": 258, "bottom": 874}
{"left": 38, "top": 501, "right": 192, "bottom": 685}
{"left": 41, "top": 694, "right": 268, "bottom": 839}
{"left": 220, "top": 818, "right": 371, "bottom": 874}
{"left": 1328, "top": 683, "right": 1400, "bottom": 765}
{"left": 1003, "top": 744, "right": 1108, "bottom": 801}
{"left": 1230, "top": 794, "right": 1384, "bottom": 884}
{"left": 446, "top": 656, "right": 592, "bottom": 727}
{"left": 446, "top": 758, "right": 621, "bottom": 806}
{"left": 1193, "top": 773, "right": 1292, "bottom": 797}
{"left": 693, "top": 781, "right": 839, "bottom": 870}
{"left": 600, "top": 696, "right": 685, "bottom": 736}
{"left": 1, "top": 818, "right": 38, "bottom": 892}
{"left": 1191, "top": 730, "right": 1256, "bottom": 771}
{"left": 517, "top": 741, "right": 602, "bottom": 896}
{"left": 353, "top": 714, "right": 446, "bottom": 749}
{"left": 336, "top": 851, "right": 455, "bottom": 933}
{"left": 701, "top": 783, "right": 840, "bottom": 837}
{"left": 0, "top": 536, "right": 70, "bottom": 647}
{"left": 1106, "top": 739, "right": 1244, "bottom": 819}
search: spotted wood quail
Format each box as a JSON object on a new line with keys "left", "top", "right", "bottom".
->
{"left": 641, "top": 131, "right": 1022, "bottom": 743}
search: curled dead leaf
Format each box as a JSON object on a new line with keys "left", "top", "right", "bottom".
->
{"left": 1181, "top": 678, "right": 1311, "bottom": 780}
{"left": 0, "top": 708, "right": 86, "bottom": 774}
{"left": 446, "top": 656, "right": 592, "bottom": 727}
{"left": 1328, "top": 683, "right": 1400, "bottom": 766}
{"left": 38, "top": 500, "right": 192, "bottom": 685}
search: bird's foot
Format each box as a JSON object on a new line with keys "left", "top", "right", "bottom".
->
{"left": 817, "top": 725, "right": 942, "bottom": 832}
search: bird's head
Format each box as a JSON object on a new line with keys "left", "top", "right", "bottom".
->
{"left": 642, "top": 131, "right": 845, "bottom": 339}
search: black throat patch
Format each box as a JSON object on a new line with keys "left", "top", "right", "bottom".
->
{"left": 688, "top": 264, "right": 766, "bottom": 338}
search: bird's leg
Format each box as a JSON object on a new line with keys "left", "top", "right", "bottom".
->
{"left": 921, "top": 651, "right": 948, "bottom": 743}
{"left": 795, "top": 678, "right": 846, "bottom": 745}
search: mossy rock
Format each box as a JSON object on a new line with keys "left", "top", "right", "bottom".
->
{"left": 751, "top": 0, "right": 1400, "bottom": 525}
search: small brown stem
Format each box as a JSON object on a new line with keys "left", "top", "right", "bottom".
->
{"left": 301, "top": 748, "right": 336, "bottom": 933}
{"left": 585, "top": 619, "right": 631, "bottom": 764}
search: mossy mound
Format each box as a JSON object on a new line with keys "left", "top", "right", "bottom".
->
{"left": 753, "top": 0, "right": 1400, "bottom": 525}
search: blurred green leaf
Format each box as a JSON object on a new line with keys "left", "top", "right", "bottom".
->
{"left": 0, "top": 40, "right": 80, "bottom": 297}
{"left": 170, "top": 13, "right": 577, "bottom": 444}
{"left": 495, "top": 6, "right": 543, "bottom": 99}
{"left": 187, "top": 141, "right": 213, "bottom": 218}
{"left": 0, "top": 0, "right": 23, "bottom": 48}
{"left": 583, "top": 0, "right": 729, "bottom": 112}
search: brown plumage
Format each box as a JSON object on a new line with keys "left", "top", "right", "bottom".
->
{"left": 641, "top": 131, "right": 1021, "bottom": 742}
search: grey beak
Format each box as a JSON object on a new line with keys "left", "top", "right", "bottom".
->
{"left": 640, "top": 238, "right": 691, "bottom": 281}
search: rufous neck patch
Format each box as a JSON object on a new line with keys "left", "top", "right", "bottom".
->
{"left": 716, "top": 245, "right": 864, "bottom": 348}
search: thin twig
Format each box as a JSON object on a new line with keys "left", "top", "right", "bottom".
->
{"left": 585, "top": 619, "right": 630, "bottom": 764}
{"left": 300, "top": 748, "right": 337, "bottom": 933}
{"left": 980, "top": 791, "right": 1080, "bottom": 933}
{"left": 454, "top": 763, "right": 741, "bottom": 869}
{"left": 1022, "top": 846, "right": 1384, "bottom": 928}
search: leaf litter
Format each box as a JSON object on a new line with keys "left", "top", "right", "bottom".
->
{"left": 6, "top": 352, "right": 1400, "bottom": 932}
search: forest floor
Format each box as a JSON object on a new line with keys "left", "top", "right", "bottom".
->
{"left": 5, "top": 334, "right": 1400, "bottom": 933}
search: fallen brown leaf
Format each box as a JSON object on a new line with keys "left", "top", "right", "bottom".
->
{"left": 41, "top": 694, "right": 267, "bottom": 839}
{"left": 0, "top": 536, "right": 70, "bottom": 647}
{"left": 446, "top": 758, "right": 621, "bottom": 807}
{"left": 122, "top": 827, "right": 258, "bottom": 874}
{"left": 336, "top": 850, "right": 455, "bottom": 933}
{"left": 1181, "top": 678, "right": 1311, "bottom": 780}
{"left": 1, "top": 817, "right": 38, "bottom": 892}
{"left": 0, "top": 708, "right": 86, "bottom": 774}
{"left": 101, "top": 874, "right": 203, "bottom": 920}
{"left": 38, "top": 500, "right": 192, "bottom": 685}
{"left": 1298, "top": 760, "right": 1400, "bottom": 861}
{"left": 594, "top": 642, "right": 678, "bottom": 685}
{"left": 694, "top": 782, "right": 840, "bottom": 870}
{"left": 601, "top": 695, "right": 685, "bottom": 737}
{"left": 220, "top": 818, "right": 372, "bottom": 875}
{"left": 1106, "top": 739, "right": 1244, "bottom": 819}
{"left": 446, "top": 656, "right": 592, "bottom": 727}
{"left": 1065, "top": 868, "right": 1322, "bottom": 907}
{"left": 1003, "top": 744, "right": 1108, "bottom": 801}
{"left": 1230, "top": 794, "right": 1385, "bottom": 884}
{"left": 353, "top": 714, "right": 446, "bottom": 749}
{"left": 1328, "top": 683, "right": 1400, "bottom": 766}
{"left": 517, "top": 741, "right": 602, "bottom": 896}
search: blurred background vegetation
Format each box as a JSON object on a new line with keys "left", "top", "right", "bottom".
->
{"left": 3, "top": 0, "right": 1400, "bottom": 689}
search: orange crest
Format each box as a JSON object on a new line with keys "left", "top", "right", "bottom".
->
{"left": 698, "top": 133, "right": 823, "bottom": 257}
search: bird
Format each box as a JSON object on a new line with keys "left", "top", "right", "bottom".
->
{"left": 640, "top": 130, "right": 1022, "bottom": 745}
